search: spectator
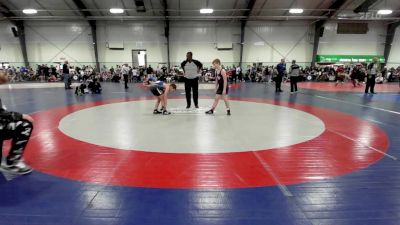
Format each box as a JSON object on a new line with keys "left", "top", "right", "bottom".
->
{"left": 365, "top": 58, "right": 378, "bottom": 94}
{"left": 122, "top": 64, "right": 130, "bottom": 89}
{"left": 276, "top": 59, "right": 286, "bottom": 92}
{"left": 63, "top": 61, "right": 72, "bottom": 89}
{"left": 289, "top": 60, "right": 300, "bottom": 93}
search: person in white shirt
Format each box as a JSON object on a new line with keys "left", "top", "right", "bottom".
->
{"left": 289, "top": 60, "right": 300, "bottom": 93}
{"left": 132, "top": 67, "right": 138, "bottom": 82}
{"left": 181, "top": 52, "right": 203, "bottom": 109}
{"left": 122, "top": 64, "right": 130, "bottom": 89}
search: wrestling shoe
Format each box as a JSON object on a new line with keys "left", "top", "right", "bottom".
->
{"left": 1, "top": 160, "right": 33, "bottom": 175}
{"left": 205, "top": 109, "right": 214, "bottom": 114}
{"left": 153, "top": 109, "right": 162, "bottom": 114}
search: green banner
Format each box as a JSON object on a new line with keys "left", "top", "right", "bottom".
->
{"left": 316, "top": 55, "right": 385, "bottom": 63}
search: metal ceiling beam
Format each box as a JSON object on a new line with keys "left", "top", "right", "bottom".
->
{"left": 256, "top": 0, "right": 269, "bottom": 16}
{"left": 3, "top": 8, "right": 346, "bottom": 14}
{"left": 283, "top": 0, "right": 297, "bottom": 16}
{"left": 21, "top": 15, "right": 400, "bottom": 22}
{"left": 0, "top": 2, "right": 29, "bottom": 67}
{"left": 149, "top": 0, "right": 156, "bottom": 16}
{"left": 62, "top": 0, "right": 81, "bottom": 16}
{"left": 71, "top": 0, "right": 100, "bottom": 72}
{"left": 91, "top": 0, "right": 105, "bottom": 16}
{"left": 120, "top": 0, "right": 130, "bottom": 16}
{"left": 1, "top": 15, "right": 341, "bottom": 21}
{"left": 34, "top": 0, "right": 54, "bottom": 16}
{"left": 134, "top": 0, "right": 146, "bottom": 13}
{"left": 311, "top": 0, "right": 330, "bottom": 16}
{"left": 354, "top": 0, "right": 378, "bottom": 13}
{"left": 311, "top": 0, "right": 348, "bottom": 66}
{"left": 240, "top": 0, "right": 257, "bottom": 68}
{"left": 383, "top": 21, "right": 400, "bottom": 65}
{"left": 230, "top": 0, "right": 240, "bottom": 17}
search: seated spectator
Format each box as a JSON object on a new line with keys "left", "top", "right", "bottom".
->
{"left": 75, "top": 82, "right": 87, "bottom": 96}
{"left": 88, "top": 78, "right": 102, "bottom": 94}
{"left": 111, "top": 74, "right": 121, "bottom": 83}
{"left": 48, "top": 74, "right": 57, "bottom": 82}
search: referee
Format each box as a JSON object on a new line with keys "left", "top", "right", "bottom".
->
{"left": 181, "top": 52, "right": 203, "bottom": 108}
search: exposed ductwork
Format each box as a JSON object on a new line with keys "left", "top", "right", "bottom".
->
{"left": 354, "top": 0, "right": 378, "bottom": 13}
{"left": 135, "top": 0, "right": 146, "bottom": 13}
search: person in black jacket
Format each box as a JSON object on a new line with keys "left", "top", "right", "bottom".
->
{"left": 365, "top": 58, "right": 378, "bottom": 94}
{"left": 63, "top": 60, "right": 72, "bottom": 89}
{"left": 181, "top": 52, "right": 203, "bottom": 108}
{"left": 88, "top": 78, "right": 102, "bottom": 94}
{"left": 276, "top": 59, "right": 286, "bottom": 92}
{"left": 0, "top": 72, "right": 34, "bottom": 175}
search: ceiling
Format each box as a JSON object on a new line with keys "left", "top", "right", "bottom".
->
{"left": 0, "top": 0, "right": 399, "bottom": 21}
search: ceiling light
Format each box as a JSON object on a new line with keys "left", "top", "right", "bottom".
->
{"left": 200, "top": 8, "right": 213, "bottom": 14}
{"left": 22, "top": 9, "right": 37, "bottom": 14}
{"left": 289, "top": 8, "right": 304, "bottom": 14}
{"left": 377, "top": 9, "right": 392, "bottom": 15}
{"left": 110, "top": 8, "right": 124, "bottom": 14}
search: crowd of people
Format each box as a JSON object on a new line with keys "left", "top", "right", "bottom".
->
{"left": 226, "top": 62, "right": 400, "bottom": 85}
{"left": 1, "top": 60, "right": 400, "bottom": 90}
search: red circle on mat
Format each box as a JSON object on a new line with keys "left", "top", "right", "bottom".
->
{"left": 25, "top": 97, "right": 389, "bottom": 188}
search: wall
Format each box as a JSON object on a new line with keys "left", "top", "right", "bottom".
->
{"left": 169, "top": 21, "right": 241, "bottom": 68}
{"left": 243, "top": 21, "right": 314, "bottom": 67}
{"left": 387, "top": 26, "right": 400, "bottom": 68}
{"left": 25, "top": 21, "right": 95, "bottom": 67}
{"left": 318, "top": 22, "right": 386, "bottom": 56}
{"left": 0, "top": 22, "right": 24, "bottom": 66}
{"left": 97, "top": 21, "right": 167, "bottom": 68}
{"left": 0, "top": 20, "right": 398, "bottom": 69}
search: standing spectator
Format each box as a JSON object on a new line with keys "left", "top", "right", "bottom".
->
{"left": 181, "top": 52, "right": 203, "bottom": 109}
{"left": 146, "top": 65, "right": 154, "bottom": 76}
{"left": 162, "top": 66, "right": 167, "bottom": 75}
{"left": 236, "top": 66, "right": 242, "bottom": 82}
{"left": 138, "top": 67, "right": 143, "bottom": 80}
{"left": 231, "top": 66, "right": 237, "bottom": 83}
{"left": 132, "top": 67, "right": 139, "bottom": 82}
{"left": 128, "top": 66, "right": 133, "bottom": 82}
{"left": 350, "top": 65, "right": 362, "bottom": 87}
{"left": 122, "top": 64, "right": 130, "bottom": 89}
{"left": 276, "top": 59, "right": 286, "bottom": 92}
{"left": 365, "top": 57, "right": 378, "bottom": 94}
{"left": 43, "top": 64, "right": 50, "bottom": 79}
{"left": 115, "top": 65, "right": 121, "bottom": 77}
{"left": 289, "top": 60, "right": 300, "bottom": 93}
{"left": 63, "top": 61, "right": 71, "bottom": 89}
{"left": 335, "top": 66, "right": 346, "bottom": 86}
{"left": 263, "top": 66, "right": 271, "bottom": 83}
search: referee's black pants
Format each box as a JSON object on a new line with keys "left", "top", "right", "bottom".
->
{"left": 184, "top": 77, "right": 199, "bottom": 107}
